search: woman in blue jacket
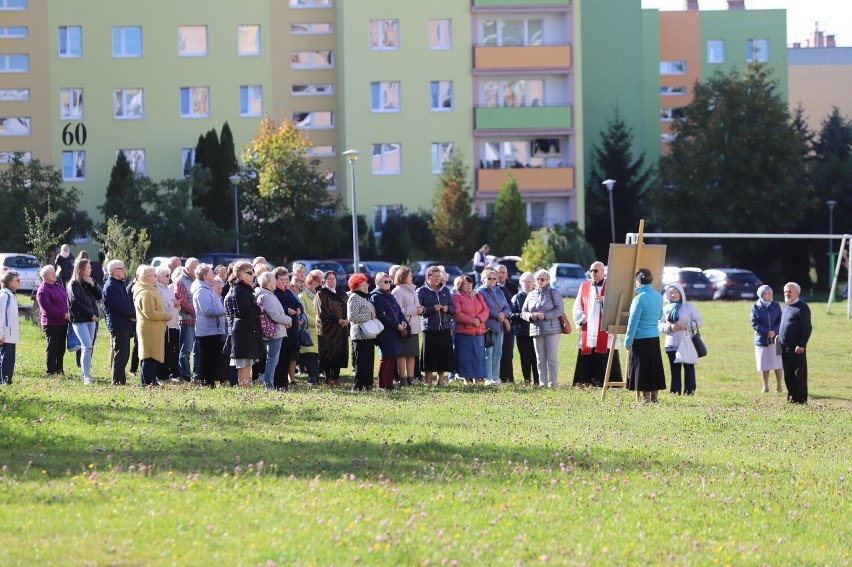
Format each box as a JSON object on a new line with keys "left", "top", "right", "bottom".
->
{"left": 625, "top": 268, "right": 666, "bottom": 403}
{"left": 750, "top": 285, "right": 783, "bottom": 393}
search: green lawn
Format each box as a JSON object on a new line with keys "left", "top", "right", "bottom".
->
{"left": 0, "top": 300, "right": 849, "bottom": 565}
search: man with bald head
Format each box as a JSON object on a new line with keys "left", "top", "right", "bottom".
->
{"left": 572, "top": 261, "right": 621, "bottom": 386}
{"left": 167, "top": 257, "right": 182, "bottom": 273}
{"left": 175, "top": 257, "right": 199, "bottom": 382}
{"left": 779, "top": 282, "right": 811, "bottom": 404}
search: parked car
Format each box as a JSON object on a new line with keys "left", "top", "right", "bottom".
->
{"left": 410, "top": 261, "right": 465, "bottom": 287}
{"left": 661, "top": 266, "right": 714, "bottom": 301}
{"left": 703, "top": 268, "right": 763, "bottom": 300}
{"left": 463, "top": 255, "right": 523, "bottom": 285}
{"left": 0, "top": 253, "right": 40, "bottom": 292}
{"left": 294, "top": 260, "right": 348, "bottom": 282}
{"left": 148, "top": 256, "right": 187, "bottom": 269}
{"left": 196, "top": 252, "right": 251, "bottom": 267}
{"left": 548, "top": 263, "right": 587, "bottom": 298}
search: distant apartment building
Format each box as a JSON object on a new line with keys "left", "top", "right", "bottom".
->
{"left": 788, "top": 41, "right": 852, "bottom": 135}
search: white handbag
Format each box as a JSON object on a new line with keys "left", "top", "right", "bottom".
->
{"left": 674, "top": 332, "right": 699, "bottom": 365}
{"left": 359, "top": 318, "right": 384, "bottom": 340}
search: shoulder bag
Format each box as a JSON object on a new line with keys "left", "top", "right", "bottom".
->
{"left": 548, "top": 288, "right": 572, "bottom": 334}
{"left": 256, "top": 298, "right": 277, "bottom": 340}
{"left": 360, "top": 318, "right": 384, "bottom": 340}
{"left": 692, "top": 329, "right": 708, "bottom": 358}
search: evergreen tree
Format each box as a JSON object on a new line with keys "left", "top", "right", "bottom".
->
{"left": 99, "top": 150, "right": 138, "bottom": 223}
{"left": 489, "top": 172, "right": 529, "bottom": 256}
{"left": 518, "top": 227, "right": 565, "bottom": 272}
{"left": 586, "top": 108, "right": 652, "bottom": 259}
{"left": 552, "top": 222, "right": 597, "bottom": 268}
{"left": 430, "top": 152, "right": 480, "bottom": 265}
{"left": 380, "top": 214, "right": 412, "bottom": 263}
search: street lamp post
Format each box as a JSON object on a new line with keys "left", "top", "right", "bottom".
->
{"left": 602, "top": 179, "right": 617, "bottom": 242}
{"left": 229, "top": 174, "right": 242, "bottom": 255}
{"left": 827, "top": 199, "right": 837, "bottom": 284}
{"left": 342, "top": 149, "right": 360, "bottom": 271}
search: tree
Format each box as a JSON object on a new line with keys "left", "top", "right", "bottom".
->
{"left": 518, "top": 227, "right": 565, "bottom": 273}
{"left": 653, "top": 64, "right": 807, "bottom": 246}
{"left": 551, "top": 222, "right": 597, "bottom": 268}
{"left": 0, "top": 154, "right": 83, "bottom": 251}
{"left": 99, "top": 150, "right": 138, "bottom": 223}
{"left": 24, "top": 196, "right": 71, "bottom": 266}
{"left": 380, "top": 214, "right": 413, "bottom": 263}
{"left": 240, "top": 117, "right": 342, "bottom": 262}
{"left": 586, "top": 108, "right": 653, "bottom": 259}
{"left": 430, "top": 152, "right": 480, "bottom": 265}
{"left": 489, "top": 172, "right": 529, "bottom": 256}
{"left": 95, "top": 216, "right": 151, "bottom": 276}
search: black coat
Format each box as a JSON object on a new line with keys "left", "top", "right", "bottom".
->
{"left": 274, "top": 286, "right": 304, "bottom": 350}
{"left": 370, "top": 288, "right": 405, "bottom": 357}
{"left": 67, "top": 279, "right": 102, "bottom": 323}
{"left": 225, "top": 280, "right": 262, "bottom": 360}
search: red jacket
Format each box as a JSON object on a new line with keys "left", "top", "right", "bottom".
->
{"left": 453, "top": 292, "right": 488, "bottom": 336}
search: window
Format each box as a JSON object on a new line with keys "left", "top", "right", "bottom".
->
{"left": 370, "top": 19, "right": 399, "bottom": 50}
{"left": 373, "top": 204, "right": 403, "bottom": 233}
{"left": 707, "top": 40, "right": 725, "bottom": 64}
{"left": 181, "top": 148, "right": 195, "bottom": 177}
{"left": 178, "top": 26, "right": 207, "bottom": 56}
{"left": 660, "top": 61, "right": 686, "bottom": 75}
{"left": 60, "top": 88, "right": 84, "bottom": 120}
{"left": 240, "top": 85, "right": 263, "bottom": 116}
{"left": 0, "top": 54, "right": 28, "bottom": 72}
{"left": 323, "top": 172, "right": 336, "bottom": 189}
{"left": 660, "top": 86, "right": 687, "bottom": 96}
{"left": 292, "top": 111, "right": 333, "bottom": 129}
{"left": 747, "top": 38, "right": 769, "bottom": 63}
{"left": 431, "top": 142, "right": 454, "bottom": 173}
{"left": 0, "top": 88, "right": 29, "bottom": 101}
{"left": 112, "top": 27, "right": 142, "bottom": 57}
{"left": 0, "top": 27, "right": 27, "bottom": 38}
{"left": 0, "top": 151, "right": 32, "bottom": 163}
{"left": 481, "top": 140, "right": 564, "bottom": 169}
{"left": 114, "top": 88, "right": 143, "bottom": 120}
{"left": 528, "top": 202, "right": 546, "bottom": 229}
{"left": 289, "top": 0, "right": 332, "bottom": 6}
{"left": 430, "top": 81, "right": 453, "bottom": 111}
{"left": 58, "top": 26, "right": 81, "bottom": 57}
{"left": 290, "top": 23, "right": 332, "bottom": 34}
{"left": 0, "top": 117, "right": 30, "bottom": 136}
{"left": 117, "top": 149, "right": 146, "bottom": 175}
{"left": 291, "top": 83, "right": 334, "bottom": 96}
{"left": 371, "top": 143, "right": 401, "bottom": 175}
{"left": 428, "top": 19, "right": 451, "bottom": 50}
{"left": 238, "top": 25, "right": 261, "bottom": 55}
{"left": 310, "top": 145, "right": 336, "bottom": 157}
{"left": 482, "top": 19, "right": 543, "bottom": 46}
{"left": 0, "top": 0, "right": 27, "bottom": 9}
{"left": 660, "top": 107, "right": 686, "bottom": 122}
{"left": 180, "top": 87, "right": 210, "bottom": 118}
{"left": 290, "top": 50, "right": 333, "bottom": 68}
{"left": 661, "top": 133, "right": 676, "bottom": 144}
{"left": 62, "top": 150, "right": 86, "bottom": 181}
{"left": 370, "top": 81, "right": 400, "bottom": 112}
{"left": 483, "top": 79, "right": 545, "bottom": 108}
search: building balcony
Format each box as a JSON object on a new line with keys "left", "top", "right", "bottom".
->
{"left": 473, "top": 0, "right": 571, "bottom": 7}
{"left": 474, "top": 44, "right": 571, "bottom": 71}
{"left": 475, "top": 105, "right": 571, "bottom": 132}
{"left": 476, "top": 167, "right": 574, "bottom": 193}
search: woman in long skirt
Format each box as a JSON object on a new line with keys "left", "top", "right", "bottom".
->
{"left": 625, "top": 269, "right": 666, "bottom": 403}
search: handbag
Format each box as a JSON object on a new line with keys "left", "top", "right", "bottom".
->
{"left": 559, "top": 313, "right": 573, "bottom": 335}
{"left": 360, "top": 318, "right": 384, "bottom": 340}
{"left": 256, "top": 299, "right": 277, "bottom": 340}
{"left": 692, "top": 330, "right": 708, "bottom": 358}
{"left": 484, "top": 329, "right": 494, "bottom": 349}
{"left": 397, "top": 319, "right": 411, "bottom": 339}
{"left": 66, "top": 323, "right": 81, "bottom": 352}
{"left": 674, "top": 332, "right": 699, "bottom": 364}
{"left": 299, "top": 325, "right": 313, "bottom": 347}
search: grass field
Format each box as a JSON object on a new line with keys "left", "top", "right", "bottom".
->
{"left": 0, "top": 299, "right": 849, "bottom": 565}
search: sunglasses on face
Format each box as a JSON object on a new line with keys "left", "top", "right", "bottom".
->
{"left": 382, "top": 280, "right": 392, "bottom": 284}
{"left": 590, "top": 269, "right": 600, "bottom": 273}
{"left": 486, "top": 277, "right": 496, "bottom": 281}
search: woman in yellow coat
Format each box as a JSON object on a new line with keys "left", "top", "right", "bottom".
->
{"left": 298, "top": 269, "right": 322, "bottom": 385}
{"left": 133, "top": 265, "right": 170, "bottom": 386}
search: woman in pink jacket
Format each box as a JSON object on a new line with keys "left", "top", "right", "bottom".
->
{"left": 452, "top": 275, "right": 489, "bottom": 384}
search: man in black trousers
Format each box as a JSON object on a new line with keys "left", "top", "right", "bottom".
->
{"left": 497, "top": 264, "right": 518, "bottom": 383}
{"left": 102, "top": 259, "right": 135, "bottom": 385}
{"left": 779, "top": 282, "right": 812, "bottom": 404}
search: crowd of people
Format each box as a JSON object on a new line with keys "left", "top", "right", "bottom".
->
{"left": 0, "top": 245, "right": 812, "bottom": 404}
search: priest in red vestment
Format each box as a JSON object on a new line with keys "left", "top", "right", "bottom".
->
{"left": 572, "top": 261, "right": 622, "bottom": 386}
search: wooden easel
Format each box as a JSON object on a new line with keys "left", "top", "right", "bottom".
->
{"left": 601, "top": 221, "right": 648, "bottom": 402}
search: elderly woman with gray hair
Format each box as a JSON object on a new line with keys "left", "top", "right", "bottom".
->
{"left": 510, "top": 271, "right": 539, "bottom": 385}
{"left": 0, "top": 269, "right": 21, "bottom": 384}
{"left": 36, "top": 264, "right": 70, "bottom": 376}
{"left": 751, "top": 284, "right": 783, "bottom": 393}
{"left": 156, "top": 266, "right": 181, "bottom": 381}
{"left": 193, "top": 263, "right": 227, "bottom": 387}
{"left": 256, "top": 271, "right": 292, "bottom": 390}
{"left": 133, "top": 265, "right": 170, "bottom": 386}
{"left": 521, "top": 269, "right": 564, "bottom": 387}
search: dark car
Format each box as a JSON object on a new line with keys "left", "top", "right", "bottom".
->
{"left": 196, "top": 252, "right": 251, "bottom": 267}
{"left": 331, "top": 259, "right": 396, "bottom": 289}
{"left": 703, "top": 268, "right": 763, "bottom": 300}
{"left": 294, "top": 260, "right": 348, "bottom": 281}
{"left": 662, "top": 267, "right": 714, "bottom": 301}
{"left": 410, "top": 261, "right": 465, "bottom": 287}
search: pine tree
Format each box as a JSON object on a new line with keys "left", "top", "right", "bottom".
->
{"left": 489, "top": 172, "right": 529, "bottom": 256}
{"left": 99, "top": 150, "right": 139, "bottom": 223}
{"left": 430, "top": 152, "right": 480, "bottom": 265}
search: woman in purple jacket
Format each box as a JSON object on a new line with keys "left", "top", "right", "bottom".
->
{"left": 35, "top": 265, "right": 70, "bottom": 375}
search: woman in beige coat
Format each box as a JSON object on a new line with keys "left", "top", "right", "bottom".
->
{"left": 133, "top": 265, "right": 170, "bottom": 386}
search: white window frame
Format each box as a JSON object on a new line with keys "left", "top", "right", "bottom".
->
{"left": 0, "top": 151, "right": 32, "bottom": 163}
{"left": 0, "top": 54, "right": 29, "bottom": 72}
{"left": 660, "top": 86, "right": 687, "bottom": 96}
{"left": 371, "top": 143, "right": 402, "bottom": 175}
{"left": 0, "top": 116, "right": 31, "bottom": 136}
{"left": 428, "top": 19, "right": 452, "bottom": 50}
{"left": 62, "top": 150, "right": 86, "bottom": 181}
{"left": 58, "top": 26, "right": 81, "bottom": 57}
{"left": 430, "top": 80, "right": 453, "bottom": 111}
{"left": 370, "top": 81, "right": 401, "bottom": 113}
{"left": 661, "top": 133, "right": 676, "bottom": 144}
{"left": 370, "top": 19, "right": 399, "bottom": 51}
{"left": 117, "top": 149, "right": 146, "bottom": 176}
{"left": 747, "top": 38, "right": 769, "bottom": 63}
{"left": 113, "top": 88, "right": 144, "bottom": 120}
{"left": 309, "top": 145, "right": 336, "bottom": 157}
{"left": 290, "top": 50, "right": 333, "bottom": 69}
{"left": 60, "top": 88, "right": 84, "bottom": 120}
{"left": 431, "top": 142, "right": 454, "bottom": 173}
{"left": 289, "top": 0, "right": 332, "bottom": 6}
{"left": 237, "top": 25, "right": 261, "bottom": 56}
{"left": 482, "top": 79, "right": 546, "bottom": 108}
{"left": 239, "top": 85, "right": 263, "bottom": 117}
{"left": 0, "top": 88, "right": 29, "bottom": 101}
{"left": 178, "top": 25, "right": 208, "bottom": 57}
{"left": 481, "top": 18, "right": 543, "bottom": 47}
{"left": 707, "top": 40, "right": 725, "bottom": 64}
{"left": 180, "top": 87, "right": 210, "bottom": 118}
{"left": 292, "top": 111, "right": 334, "bottom": 130}
{"left": 0, "top": 0, "right": 27, "bottom": 9}
{"left": 291, "top": 83, "right": 334, "bottom": 96}
{"left": 112, "top": 26, "right": 142, "bottom": 58}
{"left": 290, "top": 22, "right": 333, "bottom": 35}
{"left": 660, "top": 61, "right": 686, "bottom": 75}
{"left": 0, "top": 27, "right": 27, "bottom": 38}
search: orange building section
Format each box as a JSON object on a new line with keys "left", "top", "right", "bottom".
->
{"left": 477, "top": 167, "right": 574, "bottom": 193}
{"left": 659, "top": 12, "right": 701, "bottom": 151}
{"left": 474, "top": 45, "right": 572, "bottom": 70}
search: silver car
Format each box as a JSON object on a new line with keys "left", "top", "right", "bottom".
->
{"left": 0, "top": 253, "right": 41, "bottom": 292}
{"left": 548, "top": 263, "right": 587, "bottom": 297}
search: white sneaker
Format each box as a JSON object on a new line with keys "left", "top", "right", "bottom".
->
{"left": 83, "top": 376, "right": 93, "bottom": 385}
